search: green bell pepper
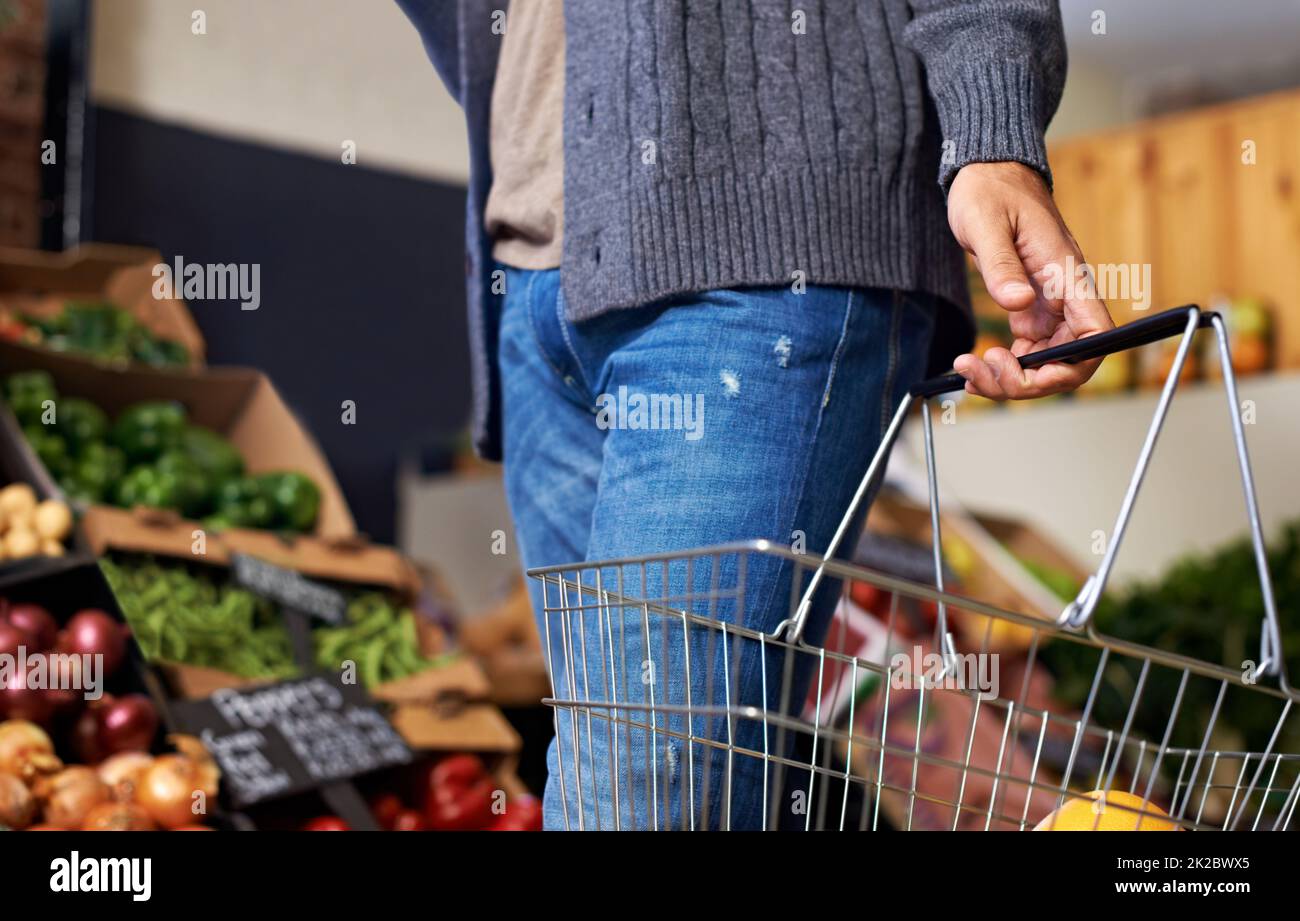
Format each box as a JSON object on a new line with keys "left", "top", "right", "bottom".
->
{"left": 22, "top": 425, "right": 70, "bottom": 478}
{"left": 214, "top": 476, "right": 274, "bottom": 528}
{"left": 257, "top": 471, "right": 321, "bottom": 532}
{"left": 153, "top": 450, "right": 211, "bottom": 518}
{"left": 5, "top": 371, "right": 58, "bottom": 427}
{"left": 114, "top": 464, "right": 180, "bottom": 510}
{"left": 179, "top": 425, "right": 245, "bottom": 483}
{"left": 54, "top": 397, "right": 109, "bottom": 451}
{"left": 112, "top": 400, "right": 186, "bottom": 463}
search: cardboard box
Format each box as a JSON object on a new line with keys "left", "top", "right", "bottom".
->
{"left": 80, "top": 505, "right": 420, "bottom": 595}
{"left": 0, "top": 243, "right": 205, "bottom": 366}
{"left": 0, "top": 343, "right": 353, "bottom": 536}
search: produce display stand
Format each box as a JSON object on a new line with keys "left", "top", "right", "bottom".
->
{"left": 0, "top": 243, "right": 206, "bottom": 367}
{"left": 0, "top": 283, "right": 537, "bottom": 831}
{"left": 0, "top": 559, "right": 243, "bottom": 830}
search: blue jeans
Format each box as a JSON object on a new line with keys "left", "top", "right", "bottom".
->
{"left": 499, "top": 268, "right": 934, "bottom": 829}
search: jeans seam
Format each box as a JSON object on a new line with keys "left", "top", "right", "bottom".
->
{"left": 819, "top": 289, "right": 857, "bottom": 409}
{"left": 524, "top": 270, "right": 577, "bottom": 391}
{"left": 880, "top": 291, "right": 904, "bottom": 435}
{"left": 714, "top": 286, "right": 858, "bottom": 828}
{"left": 555, "top": 291, "right": 594, "bottom": 394}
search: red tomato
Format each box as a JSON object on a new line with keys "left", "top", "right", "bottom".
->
{"left": 302, "top": 816, "right": 351, "bottom": 832}
{"left": 369, "top": 793, "right": 404, "bottom": 830}
{"left": 391, "top": 809, "right": 427, "bottom": 831}
{"left": 486, "top": 795, "right": 543, "bottom": 832}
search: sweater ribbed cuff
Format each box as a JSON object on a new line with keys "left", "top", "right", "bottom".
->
{"left": 932, "top": 58, "right": 1052, "bottom": 192}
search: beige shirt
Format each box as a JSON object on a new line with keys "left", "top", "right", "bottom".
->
{"left": 484, "top": 0, "right": 565, "bottom": 270}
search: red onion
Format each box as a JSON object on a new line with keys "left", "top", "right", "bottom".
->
{"left": 71, "top": 707, "right": 107, "bottom": 764}
{"left": 42, "top": 655, "right": 85, "bottom": 715}
{"left": 5, "top": 604, "right": 57, "bottom": 652}
{"left": 58, "top": 609, "right": 127, "bottom": 678}
{"left": 96, "top": 694, "right": 158, "bottom": 756}
{"left": 0, "top": 622, "right": 29, "bottom": 659}
{"left": 0, "top": 663, "right": 54, "bottom": 726}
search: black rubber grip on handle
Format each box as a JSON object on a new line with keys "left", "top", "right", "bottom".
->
{"left": 909, "top": 304, "right": 1216, "bottom": 399}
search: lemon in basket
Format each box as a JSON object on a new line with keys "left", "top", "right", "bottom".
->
{"left": 1033, "top": 790, "right": 1180, "bottom": 831}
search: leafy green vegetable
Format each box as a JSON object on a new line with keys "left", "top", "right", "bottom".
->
{"left": 1041, "top": 521, "right": 1300, "bottom": 758}
{"left": 102, "top": 555, "right": 438, "bottom": 688}
{"left": 101, "top": 555, "right": 297, "bottom": 680}
{"left": 23, "top": 301, "right": 190, "bottom": 368}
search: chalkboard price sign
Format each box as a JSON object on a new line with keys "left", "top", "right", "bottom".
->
{"left": 170, "top": 673, "right": 412, "bottom": 809}
{"left": 230, "top": 553, "right": 346, "bottom": 625}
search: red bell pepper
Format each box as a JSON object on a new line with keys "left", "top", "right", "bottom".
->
{"left": 422, "top": 754, "right": 496, "bottom": 831}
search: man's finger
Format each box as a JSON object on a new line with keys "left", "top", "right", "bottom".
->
{"left": 966, "top": 214, "right": 1038, "bottom": 313}
{"left": 980, "top": 347, "right": 1035, "bottom": 398}
{"left": 953, "top": 352, "right": 1006, "bottom": 400}
{"left": 1019, "top": 209, "right": 1116, "bottom": 343}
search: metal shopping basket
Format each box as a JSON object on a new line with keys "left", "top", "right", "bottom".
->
{"left": 529, "top": 305, "right": 1298, "bottom": 831}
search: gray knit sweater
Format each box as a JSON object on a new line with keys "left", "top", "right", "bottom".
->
{"left": 397, "top": 0, "right": 1067, "bottom": 460}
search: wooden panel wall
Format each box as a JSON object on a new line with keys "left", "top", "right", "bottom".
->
{"left": 1046, "top": 89, "right": 1300, "bottom": 368}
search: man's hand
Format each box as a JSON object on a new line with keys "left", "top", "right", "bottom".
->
{"left": 947, "top": 161, "right": 1115, "bottom": 400}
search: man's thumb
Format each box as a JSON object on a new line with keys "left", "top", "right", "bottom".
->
{"left": 971, "top": 223, "right": 1036, "bottom": 311}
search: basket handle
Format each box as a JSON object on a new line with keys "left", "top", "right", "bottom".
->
{"left": 908, "top": 304, "right": 1214, "bottom": 399}
{"left": 785, "top": 305, "right": 1286, "bottom": 685}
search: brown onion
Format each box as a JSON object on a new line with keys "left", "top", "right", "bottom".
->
{"left": 0, "top": 719, "right": 61, "bottom": 781}
{"left": 98, "top": 751, "right": 154, "bottom": 802}
{"left": 82, "top": 800, "right": 155, "bottom": 831}
{"left": 36, "top": 766, "right": 109, "bottom": 829}
{"left": 136, "top": 737, "right": 220, "bottom": 829}
{"left": 0, "top": 771, "right": 36, "bottom": 828}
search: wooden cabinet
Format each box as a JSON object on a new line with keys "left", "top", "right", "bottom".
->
{"left": 1046, "top": 89, "right": 1300, "bottom": 368}
{"left": 0, "top": 0, "right": 47, "bottom": 249}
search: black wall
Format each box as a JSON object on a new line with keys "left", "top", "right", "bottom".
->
{"left": 88, "top": 106, "right": 470, "bottom": 543}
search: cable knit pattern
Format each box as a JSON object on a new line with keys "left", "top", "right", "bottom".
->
{"left": 396, "top": 0, "right": 1067, "bottom": 460}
